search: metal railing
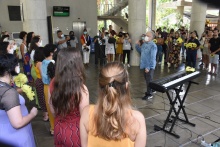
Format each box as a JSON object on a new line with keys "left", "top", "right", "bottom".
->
{"left": 97, "top": 2, "right": 128, "bottom": 17}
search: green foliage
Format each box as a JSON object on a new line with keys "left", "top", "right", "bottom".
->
{"left": 146, "top": 0, "right": 175, "bottom": 30}
{"left": 155, "top": 0, "right": 190, "bottom": 31}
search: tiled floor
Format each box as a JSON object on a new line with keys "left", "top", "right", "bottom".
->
{"left": 27, "top": 55, "right": 220, "bottom": 147}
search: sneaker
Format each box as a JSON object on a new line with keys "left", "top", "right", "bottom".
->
{"left": 127, "top": 64, "right": 130, "bottom": 67}
{"left": 199, "top": 63, "right": 204, "bottom": 66}
{"left": 152, "top": 90, "right": 156, "bottom": 94}
{"left": 142, "top": 94, "right": 153, "bottom": 100}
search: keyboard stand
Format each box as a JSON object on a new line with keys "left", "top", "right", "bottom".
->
{"left": 154, "top": 81, "right": 198, "bottom": 138}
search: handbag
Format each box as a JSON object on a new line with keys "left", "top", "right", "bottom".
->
{"left": 130, "top": 43, "right": 133, "bottom": 50}
{"left": 24, "top": 52, "right": 30, "bottom": 62}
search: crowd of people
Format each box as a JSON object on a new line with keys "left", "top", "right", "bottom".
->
{"left": 0, "top": 23, "right": 219, "bottom": 146}
{"left": 94, "top": 25, "right": 133, "bottom": 67}
{"left": 92, "top": 25, "right": 220, "bottom": 100}
{"left": 0, "top": 30, "right": 146, "bottom": 147}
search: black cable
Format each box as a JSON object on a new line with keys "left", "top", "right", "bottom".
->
{"left": 141, "top": 88, "right": 220, "bottom": 145}
{"left": 182, "top": 112, "right": 220, "bottom": 125}
{"left": 164, "top": 131, "right": 166, "bottom": 147}
{"left": 177, "top": 123, "right": 201, "bottom": 144}
{"left": 140, "top": 105, "right": 220, "bottom": 125}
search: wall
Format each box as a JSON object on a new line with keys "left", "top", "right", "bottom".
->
{"left": 46, "top": 0, "right": 97, "bottom": 40}
{"left": 0, "top": 0, "right": 22, "bottom": 34}
{"left": 0, "top": 0, "right": 97, "bottom": 42}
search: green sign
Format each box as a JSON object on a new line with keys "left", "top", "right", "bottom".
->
{"left": 53, "top": 6, "right": 70, "bottom": 17}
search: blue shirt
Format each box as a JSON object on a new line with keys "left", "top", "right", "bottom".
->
{"left": 41, "top": 59, "right": 51, "bottom": 85}
{"left": 135, "top": 41, "right": 157, "bottom": 70}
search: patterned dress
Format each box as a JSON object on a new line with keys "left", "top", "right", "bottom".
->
{"left": 54, "top": 109, "right": 81, "bottom": 147}
{"left": 169, "top": 38, "right": 181, "bottom": 65}
{"left": 50, "top": 79, "right": 81, "bottom": 147}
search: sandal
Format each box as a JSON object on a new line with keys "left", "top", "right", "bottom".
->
{"left": 43, "top": 112, "right": 49, "bottom": 122}
{"left": 50, "top": 130, "right": 54, "bottom": 136}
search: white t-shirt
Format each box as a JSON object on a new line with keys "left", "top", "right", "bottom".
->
{"left": 18, "top": 43, "right": 27, "bottom": 59}
{"left": 56, "top": 37, "right": 67, "bottom": 50}
{"left": 70, "top": 37, "right": 78, "bottom": 48}
{"left": 105, "top": 37, "right": 115, "bottom": 55}
{"left": 123, "top": 39, "right": 131, "bottom": 50}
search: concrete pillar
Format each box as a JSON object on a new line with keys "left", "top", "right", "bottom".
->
{"left": 148, "top": 0, "right": 156, "bottom": 31}
{"left": 128, "top": 0, "right": 146, "bottom": 66}
{"left": 177, "top": 6, "right": 184, "bottom": 20}
{"left": 104, "top": 20, "right": 107, "bottom": 30}
{"left": 190, "top": 0, "right": 207, "bottom": 38}
{"left": 217, "top": 10, "right": 220, "bottom": 30}
{"left": 112, "top": 0, "right": 122, "bottom": 33}
{"left": 20, "top": 0, "right": 48, "bottom": 45}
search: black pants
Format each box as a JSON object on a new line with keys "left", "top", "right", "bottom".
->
{"left": 94, "top": 45, "right": 100, "bottom": 65}
{"left": 100, "top": 45, "right": 106, "bottom": 66}
{"left": 123, "top": 50, "right": 130, "bottom": 64}
{"left": 144, "top": 69, "right": 154, "bottom": 95}
{"left": 162, "top": 44, "right": 167, "bottom": 62}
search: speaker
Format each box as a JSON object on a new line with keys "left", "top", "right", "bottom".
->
{"left": 47, "top": 16, "right": 53, "bottom": 44}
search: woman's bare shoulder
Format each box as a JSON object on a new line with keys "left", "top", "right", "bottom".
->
{"left": 131, "top": 109, "right": 145, "bottom": 122}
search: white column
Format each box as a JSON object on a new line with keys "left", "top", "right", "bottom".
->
{"left": 148, "top": 0, "right": 156, "bottom": 31}
{"left": 177, "top": 6, "right": 184, "bottom": 20}
{"left": 190, "top": 0, "right": 207, "bottom": 38}
{"left": 217, "top": 9, "right": 220, "bottom": 30}
{"left": 128, "top": 0, "right": 146, "bottom": 66}
{"left": 112, "top": 0, "right": 122, "bottom": 33}
{"left": 20, "top": 0, "right": 48, "bottom": 45}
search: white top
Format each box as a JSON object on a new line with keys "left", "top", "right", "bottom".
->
{"left": 30, "top": 50, "right": 35, "bottom": 62}
{"left": 123, "top": 39, "right": 131, "bottom": 50}
{"left": 70, "top": 37, "right": 78, "bottom": 48}
{"left": 56, "top": 37, "right": 67, "bottom": 50}
{"left": 105, "top": 37, "right": 115, "bottom": 55}
{"left": 21, "top": 43, "right": 27, "bottom": 54}
{"left": 18, "top": 43, "right": 27, "bottom": 59}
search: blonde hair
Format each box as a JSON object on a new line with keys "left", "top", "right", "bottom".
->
{"left": 93, "top": 62, "right": 133, "bottom": 140}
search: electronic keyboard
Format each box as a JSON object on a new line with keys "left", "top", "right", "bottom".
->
{"left": 149, "top": 71, "right": 201, "bottom": 93}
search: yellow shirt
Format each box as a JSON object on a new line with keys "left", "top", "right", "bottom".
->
{"left": 88, "top": 105, "right": 135, "bottom": 147}
{"left": 116, "top": 38, "right": 123, "bottom": 54}
{"left": 34, "top": 65, "right": 42, "bottom": 79}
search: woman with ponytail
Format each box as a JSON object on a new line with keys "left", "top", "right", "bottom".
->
{"left": 80, "top": 62, "right": 146, "bottom": 147}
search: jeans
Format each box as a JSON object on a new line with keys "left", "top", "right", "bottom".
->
{"left": 144, "top": 69, "right": 154, "bottom": 95}
{"left": 157, "top": 45, "right": 163, "bottom": 62}
{"left": 186, "top": 49, "right": 197, "bottom": 68}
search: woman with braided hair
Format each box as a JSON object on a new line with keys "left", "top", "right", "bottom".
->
{"left": 80, "top": 62, "right": 146, "bottom": 147}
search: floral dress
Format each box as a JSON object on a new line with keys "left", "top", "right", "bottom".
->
{"left": 169, "top": 38, "right": 181, "bottom": 65}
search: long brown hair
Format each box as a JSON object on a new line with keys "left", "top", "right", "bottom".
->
{"left": 51, "top": 48, "right": 85, "bottom": 117}
{"left": 93, "top": 62, "right": 132, "bottom": 140}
